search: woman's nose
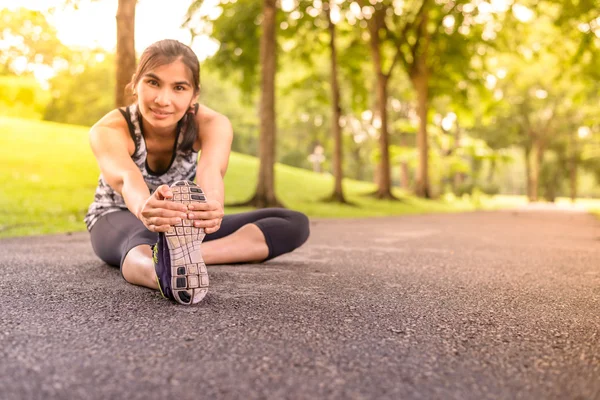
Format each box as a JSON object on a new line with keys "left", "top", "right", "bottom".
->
{"left": 154, "top": 89, "right": 171, "bottom": 106}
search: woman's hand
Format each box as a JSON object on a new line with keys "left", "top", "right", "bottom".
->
{"left": 137, "top": 185, "right": 189, "bottom": 232}
{"left": 187, "top": 199, "right": 224, "bottom": 234}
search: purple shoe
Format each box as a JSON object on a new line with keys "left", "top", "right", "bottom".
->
{"left": 154, "top": 180, "right": 209, "bottom": 305}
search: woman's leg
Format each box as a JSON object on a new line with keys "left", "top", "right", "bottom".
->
{"left": 91, "top": 208, "right": 310, "bottom": 290}
{"left": 202, "top": 208, "right": 310, "bottom": 263}
{"left": 90, "top": 210, "right": 159, "bottom": 289}
{"left": 121, "top": 245, "right": 158, "bottom": 289}
{"left": 122, "top": 208, "right": 310, "bottom": 287}
{"left": 202, "top": 223, "right": 269, "bottom": 264}
{"left": 120, "top": 222, "right": 268, "bottom": 289}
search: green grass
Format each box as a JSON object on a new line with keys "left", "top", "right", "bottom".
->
{"left": 0, "top": 115, "right": 575, "bottom": 238}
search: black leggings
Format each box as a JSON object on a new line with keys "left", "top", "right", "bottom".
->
{"left": 89, "top": 208, "right": 310, "bottom": 270}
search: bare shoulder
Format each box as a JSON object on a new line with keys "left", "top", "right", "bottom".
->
{"left": 195, "top": 104, "right": 232, "bottom": 133}
{"left": 92, "top": 109, "right": 129, "bottom": 132}
{"left": 90, "top": 109, "right": 135, "bottom": 155}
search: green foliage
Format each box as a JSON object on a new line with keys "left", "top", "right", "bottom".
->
{"left": 539, "top": 151, "right": 567, "bottom": 202}
{"left": 0, "top": 8, "right": 67, "bottom": 74}
{"left": 200, "top": 68, "right": 260, "bottom": 155}
{"left": 186, "top": 0, "right": 263, "bottom": 96}
{"left": 43, "top": 52, "right": 115, "bottom": 126}
{"left": 0, "top": 116, "right": 517, "bottom": 238}
{"left": 549, "top": 0, "right": 600, "bottom": 79}
{"left": 0, "top": 76, "right": 50, "bottom": 119}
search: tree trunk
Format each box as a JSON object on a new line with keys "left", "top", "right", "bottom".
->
{"left": 326, "top": 2, "right": 347, "bottom": 203}
{"left": 253, "top": 0, "right": 282, "bottom": 207}
{"left": 351, "top": 145, "right": 364, "bottom": 181}
{"left": 367, "top": 14, "right": 394, "bottom": 199}
{"left": 487, "top": 158, "right": 496, "bottom": 183}
{"left": 524, "top": 144, "right": 532, "bottom": 199}
{"left": 569, "top": 159, "right": 578, "bottom": 203}
{"left": 400, "top": 162, "right": 410, "bottom": 190}
{"left": 569, "top": 133, "right": 578, "bottom": 203}
{"left": 410, "top": 7, "right": 431, "bottom": 199}
{"left": 115, "top": 0, "right": 137, "bottom": 107}
{"left": 411, "top": 71, "right": 430, "bottom": 198}
{"left": 399, "top": 134, "right": 410, "bottom": 190}
{"left": 528, "top": 139, "right": 544, "bottom": 202}
{"left": 453, "top": 123, "right": 463, "bottom": 192}
{"left": 230, "top": 0, "right": 283, "bottom": 208}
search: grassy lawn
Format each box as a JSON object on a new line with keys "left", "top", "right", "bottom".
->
{"left": 1, "top": 116, "right": 592, "bottom": 238}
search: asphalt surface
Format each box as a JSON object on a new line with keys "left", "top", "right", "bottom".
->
{"left": 0, "top": 208, "right": 599, "bottom": 400}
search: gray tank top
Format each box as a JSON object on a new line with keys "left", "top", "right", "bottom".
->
{"left": 84, "top": 104, "right": 198, "bottom": 231}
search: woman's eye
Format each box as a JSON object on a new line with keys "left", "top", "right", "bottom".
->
{"left": 175, "top": 85, "right": 185, "bottom": 91}
{"left": 148, "top": 80, "right": 158, "bottom": 86}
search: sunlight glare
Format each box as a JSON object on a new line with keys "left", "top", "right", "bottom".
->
{"left": 0, "top": 0, "right": 221, "bottom": 61}
{"left": 443, "top": 15, "right": 455, "bottom": 29}
{"left": 512, "top": 4, "right": 534, "bottom": 23}
{"left": 330, "top": 4, "right": 342, "bottom": 24}
{"left": 535, "top": 89, "right": 548, "bottom": 99}
{"left": 578, "top": 126, "right": 591, "bottom": 139}
{"left": 281, "top": 0, "right": 296, "bottom": 13}
{"left": 350, "top": 2, "right": 362, "bottom": 18}
{"left": 393, "top": 0, "right": 404, "bottom": 16}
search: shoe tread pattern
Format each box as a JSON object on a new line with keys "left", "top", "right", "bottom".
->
{"left": 166, "top": 181, "right": 209, "bottom": 304}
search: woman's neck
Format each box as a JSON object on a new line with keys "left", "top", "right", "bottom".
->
{"left": 140, "top": 115, "right": 178, "bottom": 140}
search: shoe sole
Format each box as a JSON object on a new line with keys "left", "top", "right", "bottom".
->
{"left": 166, "top": 180, "right": 209, "bottom": 305}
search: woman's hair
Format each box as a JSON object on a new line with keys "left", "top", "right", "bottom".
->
{"left": 126, "top": 39, "right": 200, "bottom": 153}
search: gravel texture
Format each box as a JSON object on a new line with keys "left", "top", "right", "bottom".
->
{"left": 0, "top": 208, "right": 598, "bottom": 400}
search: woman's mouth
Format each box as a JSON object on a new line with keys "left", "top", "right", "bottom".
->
{"left": 150, "top": 108, "right": 172, "bottom": 119}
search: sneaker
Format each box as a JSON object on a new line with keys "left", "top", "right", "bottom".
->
{"left": 154, "top": 180, "right": 209, "bottom": 305}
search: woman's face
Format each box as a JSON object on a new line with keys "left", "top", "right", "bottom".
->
{"left": 135, "top": 59, "right": 197, "bottom": 130}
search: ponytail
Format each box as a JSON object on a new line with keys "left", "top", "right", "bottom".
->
{"left": 179, "top": 103, "right": 199, "bottom": 153}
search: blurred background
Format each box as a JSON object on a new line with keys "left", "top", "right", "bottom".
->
{"left": 1, "top": 0, "right": 599, "bottom": 237}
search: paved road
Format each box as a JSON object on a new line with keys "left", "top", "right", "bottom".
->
{"left": 0, "top": 209, "right": 599, "bottom": 400}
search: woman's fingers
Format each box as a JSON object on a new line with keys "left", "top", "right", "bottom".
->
{"left": 148, "top": 223, "right": 174, "bottom": 233}
{"left": 141, "top": 202, "right": 188, "bottom": 219}
{"left": 205, "top": 219, "right": 222, "bottom": 233}
{"left": 161, "top": 200, "right": 189, "bottom": 212}
{"left": 147, "top": 198, "right": 188, "bottom": 213}
{"left": 186, "top": 211, "right": 224, "bottom": 221}
{"left": 191, "top": 219, "right": 220, "bottom": 228}
{"left": 183, "top": 200, "right": 223, "bottom": 233}
{"left": 147, "top": 216, "right": 183, "bottom": 227}
{"left": 154, "top": 185, "right": 173, "bottom": 201}
{"left": 141, "top": 209, "right": 183, "bottom": 219}
{"left": 187, "top": 201, "right": 221, "bottom": 211}
{"left": 142, "top": 193, "right": 223, "bottom": 233}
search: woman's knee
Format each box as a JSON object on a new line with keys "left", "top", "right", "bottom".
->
{"left": 289, "top": 210, "right": 310, "bottom": 248}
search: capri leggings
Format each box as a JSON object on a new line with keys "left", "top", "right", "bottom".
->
{"left": 89, "top": 208, "right": 310, "bottom": 271}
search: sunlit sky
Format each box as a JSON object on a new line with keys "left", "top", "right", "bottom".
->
{"left": 0, "top": 0, "right": 220, "bottom": 59}
{"left": 3, "top": 0, "right": 541, "bottom": 57}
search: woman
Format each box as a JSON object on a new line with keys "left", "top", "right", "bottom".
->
{"left": 85, "top": 39, "right": 309, "bottom": 305}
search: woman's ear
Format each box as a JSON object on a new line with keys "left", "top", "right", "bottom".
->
{"left": 190, "top": 93, "right": 200, "bottom": 108}
{"left": 130, "top": 74, "right": 138, "bottom": 96}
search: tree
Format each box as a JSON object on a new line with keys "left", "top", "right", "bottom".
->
{"left": 325, "top": 1, "right": 347, "bottom": 203}
{"left": 355, "top": 0, "right": 404, "bottom": 199}
{"left": 248, "top": 0, "right": 283, "bottom": 207}
{"left": 357, "top": 0, "right": 505, "bottom": 198}
{"left": 44, "top": 51, "right": 115, "bottom": 126}
{"left": 468, "top": 1, "right": 600, "bottom": 202}
{"left": 187, "top": 0, "right": 297, "bottom": 207}
{"left": 115, "top": 0, "right": 137, "bottom": 107}
{"left": 0, "top": 8, "right": 66, "bottom": 75}
{"left": 60, "top": 0, "right": 138, "bottom": 107}
{"left": 191, "top": 0, "right": 283, "bottom": 207}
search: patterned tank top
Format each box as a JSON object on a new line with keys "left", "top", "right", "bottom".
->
{"left": 84, "top": 104, "right": 198, "bottom": 231}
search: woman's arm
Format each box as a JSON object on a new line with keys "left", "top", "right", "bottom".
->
{"left": 190, "top": 105, "right": 233, "bottom": 234}
{"left": 89, "top": 111, "right": 188, "bottom": 231}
